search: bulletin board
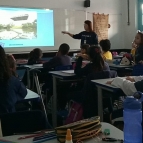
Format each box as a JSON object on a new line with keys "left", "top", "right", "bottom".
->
{"left": 93, "top": 13, "right": 109, "bottom": 42}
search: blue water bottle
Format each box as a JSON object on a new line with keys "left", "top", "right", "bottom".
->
{"left": 124, "top": 95, "right": 142, "bottom": 143}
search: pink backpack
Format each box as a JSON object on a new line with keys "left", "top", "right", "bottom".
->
{"left": 64, "top": 101, "right": 83, "bottom": 125}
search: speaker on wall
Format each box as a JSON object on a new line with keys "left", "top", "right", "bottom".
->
{"left": 84, "top": 0, "right": 90, "bottom": 7}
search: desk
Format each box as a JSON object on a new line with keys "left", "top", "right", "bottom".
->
{"left": 23, "top": 64, "right": 43, "bottom": 89}
{"left": 24, "top": 89, "right": 40, "bottom": 100}
{"left": 49, "top": 70, "right": 76, "bottom": 127}
{"left": 113, "top": 55, "right": 123, "bottom": 59}
{"left": 91, "top": 78, "right": 121, "bottom": 121}
{"left": 1, "top": 122, "right": 123, "bottom": 143}
{"left": 108, "top": 63, "right": 133, "bottom": 70}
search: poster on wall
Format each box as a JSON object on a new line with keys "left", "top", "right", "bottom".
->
{"left": 93, "top": 13, "right": 109, "bottom": 42}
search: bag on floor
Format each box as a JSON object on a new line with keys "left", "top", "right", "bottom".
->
{"left": 64, "top": 100, "right": 83, "bottom": 125}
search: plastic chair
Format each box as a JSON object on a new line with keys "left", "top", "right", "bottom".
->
{"left": 0, "top": 110, "right": 52, "bottom": 136}
{"left": 132, "top": 64, "right": 143, "bottom": 76}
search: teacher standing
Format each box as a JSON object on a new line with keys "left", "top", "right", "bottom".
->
{"left": 62, "top": 20, "right": 98, "bottom": 46}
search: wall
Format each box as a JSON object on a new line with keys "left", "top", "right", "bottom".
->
{"left": 0, "top": 0, "right": 137, "bottom": 50}
{"left": 121, "top": 0, "right": 138, "bottom": 50}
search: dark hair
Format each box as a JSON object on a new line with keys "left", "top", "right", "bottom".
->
{"left": 84, "top": 20, "right": 93, "bottom": 32}
{"left": 88, "top": 45, "right": 104, "bottom": 71}
{"left": 99, "top": 39, "right": 111, "bottom": 52}
{"left": 137, "top": 31, "right": 143, "bottom": 46}
{"left": 59, "top": 43, "right": 70, "bottom": 55}
{"left": 81, "top": 44, "right": 90, "bottom": 54}
{"left": 0, "top": 46, "right": 11, "bottom": 82}
{"left": 7, "top": 55, "right": 17, "bottom": 77}
{"left": 29, "top": 48, "right": 42, "bottom": 61}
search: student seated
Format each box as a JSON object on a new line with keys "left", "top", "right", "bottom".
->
{"left": 133, "top": 31, "right": 143, "bottom": 64}
{"left": 43, "top": 43, "right": 71, "bottom": 70}
{"left": 76, "top": 44, "right": 90, "bottom": 60}
{"left": 99, "top": 39, "right": 112, "bottom": 60}
{"left": 107, "top": 75, "right": 143, "bottom": 126}
{"left": 107, "top": 76, "right": 143, "bottom": 96}
{"left": 75, "top": 45, "right": 110, "bottom": 77}
{"left": 7, "top": 55, "right": 17, "bottom": 77}
{"left": 0, "top": 46, "right": 27, "bottom": 113}
{"left": 28, "top": 48, "right": 43, "bottom": 65}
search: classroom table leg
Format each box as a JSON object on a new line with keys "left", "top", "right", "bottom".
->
{"left": 97, "top": 86, "right": 103, "bottom": 121}
{"left": 52, "top": 76, "right": 57, "bottom": 127}
{"left": 27, "top": 68, "right": 30, "bottom": 89}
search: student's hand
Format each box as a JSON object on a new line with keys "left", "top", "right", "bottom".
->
{"left": 61, "top": 31, "right": 69, "bottom": 34}
{"left": 106, "top": 81, "right": 113, "bottom": 84}
{"left": 126, "top": 76, "right": 135, "bottom": 82}
{"left": 132, "top": 42, "right": 137, "bottom": 49}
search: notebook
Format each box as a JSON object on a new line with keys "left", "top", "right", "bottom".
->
{"left": 61, "top": 70, "right": 74, "bottom": 74}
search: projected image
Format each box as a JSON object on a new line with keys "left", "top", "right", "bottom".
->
{"left": 0, "top": 10, "right": 37, "bottom": 40}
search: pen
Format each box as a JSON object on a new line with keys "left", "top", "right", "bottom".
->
{"left": 18, "top": 132, "right": 55, "bottom": 140}
{"left": 33, "top": 133, "right": 56, "bottom": 140}
{"left": 33, "top": 135, "right": 57, "bottom": 143}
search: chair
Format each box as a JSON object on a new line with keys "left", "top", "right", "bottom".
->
{"left": 132, "top": 64, "right": 143, "bottom": 76}
{"left": 83, "top": 70, "right": 118, "bottom": 118}
{"left": 0, "top": 110, "right": 52, "bottom": 136}
{"left": 83, "top": 71, "right": 111, "bottom": 118}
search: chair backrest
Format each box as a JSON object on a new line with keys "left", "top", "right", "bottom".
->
{"left": 82, "top": 70, "right": 112, "bottom": 118}
{"left": 0, "top": 110, "right": 51, "bottom": 136}
{"left": 55, "top": 65, "right": 73, "bottom": 71}
{"left": 132, "top": 64, "right": 143, "bottom": 76}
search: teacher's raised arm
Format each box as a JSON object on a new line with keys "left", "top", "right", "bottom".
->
{"left": 62, "top": 20, "right": 98, "bottom": 46}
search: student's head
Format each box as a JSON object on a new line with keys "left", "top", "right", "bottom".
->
{"left": 134, "top": 31, "right": 143, "bottom": 46}
{"left": 80, "top": 44, "right": 90, "bottom": 54}
{"left": 84, "top": 20, "right": 93, "bottom": 32}
{"left": 88, "top": 45, "right": 104, "bottom": 71}
{"left": 99, "top": 39, "right": 111, "bottom": 52}
{"left": 0, "top": 46, "right": 11, "bottom": 82}
{"left": 58, "top": 43, "right": 70, "bottom": 55}
{"left": 7, "top": 55, "right": 17, "bottom": 76}
{"left": 29, "top": 48, "right": 43, "bottom": 60}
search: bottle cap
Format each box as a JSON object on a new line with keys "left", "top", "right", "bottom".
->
{"left": 66, "top": 129, "right": 72, "bottom": 141}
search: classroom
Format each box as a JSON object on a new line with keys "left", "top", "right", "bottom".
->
{"left": 0, "top": 0, "right": 142, "bottom": 143}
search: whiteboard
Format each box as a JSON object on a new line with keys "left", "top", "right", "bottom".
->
{"left": 5, "top": 9, "right": 86, "bottom": 54}
{"left": 54, "top": 9, "right": 86, "bottom": 51}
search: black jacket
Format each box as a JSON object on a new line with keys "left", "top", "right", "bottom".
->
{"left": 73, "top": 31, "right": 98, "bottom": 46}
{"left": 74, "top": 57, "right": 110, "bottom": 77}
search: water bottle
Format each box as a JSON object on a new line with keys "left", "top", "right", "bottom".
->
{"left": 124, "top": 96, "right": 142, "bottom": 143}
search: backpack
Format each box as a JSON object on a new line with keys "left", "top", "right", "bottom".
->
{"left": 64, "top": 100, "right": 83, "bottom": 125}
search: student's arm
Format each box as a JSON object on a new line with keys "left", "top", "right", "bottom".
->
{"left": 93, "top": 32, "right": 98, "bottom": 45}
{"left": 15, "top": 78, "right": 27, "bottom": 100}
{"left": 74, "top": 57, "right": 89, "bottom": 76}
{"left": 72, "top": 32, "right": 82, "bottom": 39}
{"left": 134, "top": 76, "right": 143, "bottom": 82}
{"left": 43, "top": 57, "right": 60, "bottom": 70}
{"left": 111, "top": 77, "right": 137, "bottom": 96}
{"left": 61, "top": 31, "right": 73, "bottom": 37}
